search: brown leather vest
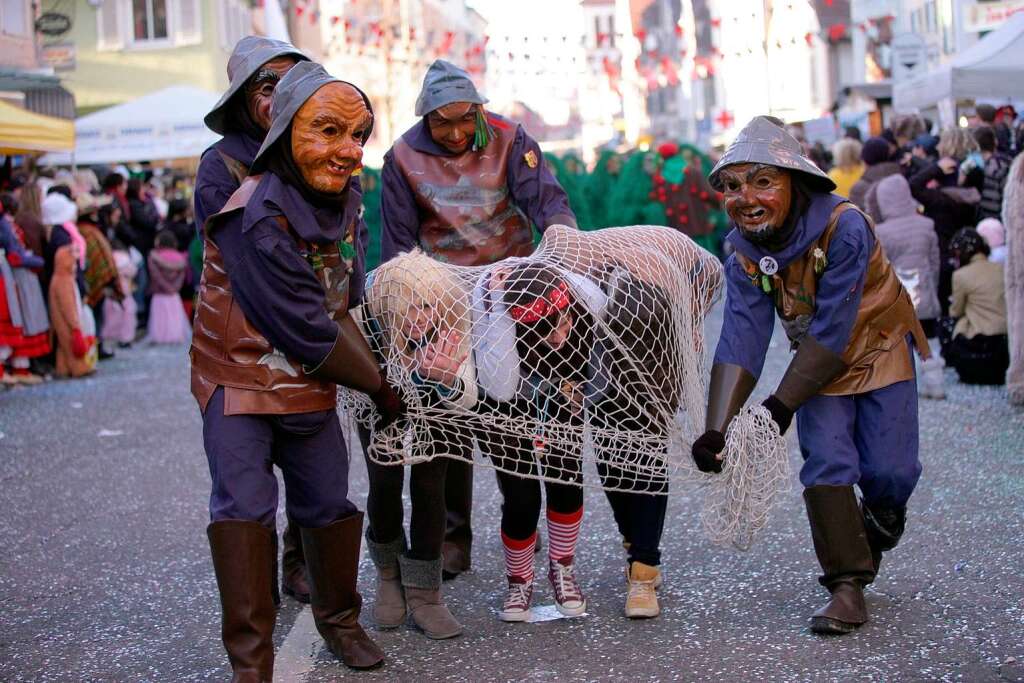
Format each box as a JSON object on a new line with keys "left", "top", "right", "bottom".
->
{"left": 391, "top": 127, "right": 533, "bottom": 266}
{"left": 736, "top": 203, "right": 929, "bottom": 396}
{"left": 190, "top": 174, "right": 357, "bottom": 416}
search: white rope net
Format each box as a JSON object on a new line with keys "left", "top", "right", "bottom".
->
{"left": 340, "top": 225, "right": 789, "bottom": 548}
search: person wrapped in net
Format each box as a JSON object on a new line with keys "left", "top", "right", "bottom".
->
{"left": 349, "top": 251, "right": 472, "bottom": 640}
{"left": 353, "top": 224, "right": 724, "bottom": 622}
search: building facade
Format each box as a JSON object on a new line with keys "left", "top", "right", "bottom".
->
{"left": 39, "top": 0, "right": 251, "bottom": 114}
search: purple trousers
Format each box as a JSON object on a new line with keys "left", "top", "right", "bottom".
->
{"left": 201, "top": 387, "right": 357, "bottom": 529}
{"left": 796, "top": 371, "right": 922, "bottom": 509}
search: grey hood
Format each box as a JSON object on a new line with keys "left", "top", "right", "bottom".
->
{"left": 250, "top": 61, "right": 373, "bottom": 174}
{"left": 204, "top": 35, "right": 309, "bottom": 135}
{"left": 414, "top": 59, "right": 487, "bottom": 117}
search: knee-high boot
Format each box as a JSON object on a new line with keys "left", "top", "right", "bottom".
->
{"left": 803, "top": 485, "right": 876, "bottom": 635}
{"left": 208, "top": 521, "right": 277, "bottom": 683}
{"left": 281, "top": 514, "right": 310, "bottom": 603}
{"left": 300, "top": 513, "right": 385, "bottom": 670}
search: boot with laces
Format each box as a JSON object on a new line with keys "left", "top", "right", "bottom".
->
{"left": 624, "top": 562, "right": 660, "bottom": 618}
{"left": 548, "top": 557, "right": 586, "bottom": 617}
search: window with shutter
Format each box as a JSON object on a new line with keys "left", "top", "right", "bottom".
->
{"left": 96, "top": 0, "right": 124, "bottom": 51}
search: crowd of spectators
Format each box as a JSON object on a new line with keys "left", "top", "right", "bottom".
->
{"left": 0, "top": 166, "right": 198, "bottom": 387}
{"left": 812, "top": 109, "right": 1022, "bottom": 404}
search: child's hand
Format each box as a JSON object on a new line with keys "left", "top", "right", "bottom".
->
{"left": 415, "top": 330, "right": 468, "bottom": 387}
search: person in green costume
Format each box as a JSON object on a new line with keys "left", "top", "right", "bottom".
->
{"left": 543, "top": 152, "right": 594, "bottom": 230}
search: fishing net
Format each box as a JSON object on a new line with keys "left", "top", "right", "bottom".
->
{"left": 340, "top": 224, "right": 790, "bottom": 548}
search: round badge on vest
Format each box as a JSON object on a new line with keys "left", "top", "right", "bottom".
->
{"left": 759, "top": 256, "right": 779, "bottom": 276}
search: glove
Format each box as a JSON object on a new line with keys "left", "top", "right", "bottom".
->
{"left": 761, "top": 395, "right": 794, "bottom": 435}
{"left": 369, "top": 375, "right": 406, "bottom": 431}
{"left": 692, "top": 429, "right": 726, "bottom": 474}
{"left": 71, "top": 329, "right": 89, "bottom": 358}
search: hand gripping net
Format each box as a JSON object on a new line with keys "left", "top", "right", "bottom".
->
{"left": 340, "top": 225, "right": 789, "bottom": 548}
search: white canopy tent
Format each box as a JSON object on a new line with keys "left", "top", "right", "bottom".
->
{"left": 893, "top": 12, "right": 1024, "bottom": 114}
{"left": 40, "top": 85, "right": 220, "bottom": 166}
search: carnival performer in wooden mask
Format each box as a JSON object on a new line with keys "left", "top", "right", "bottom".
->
{"left": 693, "top": 116, "right": 928, "bottom": 635}
{"left": 191, "top": 62, "right": 404, "bottom": 677}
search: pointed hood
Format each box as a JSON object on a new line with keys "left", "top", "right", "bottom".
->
{"left": 709, "top": 116, "right": 835, "bottom": 193}
{"left": 204, "top": 35, "right": 309, "bottom": 135}
{"left": 414, "top": 59, "right": 487, "bottom": 117}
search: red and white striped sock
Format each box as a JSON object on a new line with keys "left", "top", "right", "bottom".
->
{"left": 547, "top": 507, "right": 583, "bottom": 563}
{"left": 502, "top": 530, "right": 537, "bottom": 582}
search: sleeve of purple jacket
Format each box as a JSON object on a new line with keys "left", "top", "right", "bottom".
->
{"left": 713, "top": 254, "right": 775, "bottom": 380}
{"left": 194, "top": 148, "right": 236, "bottom": 235}
{"left": 379, "top": 149, "right": 421, "bottom": 264}
{"left": 507, "top": 125, "right": 577, "bottom": 231}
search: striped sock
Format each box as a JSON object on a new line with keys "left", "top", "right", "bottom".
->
{"left": 547, "top": 507, "right": 583, "bottom": 563}
{"left": 502, "top": 530, "right": 537, "bottom": 582}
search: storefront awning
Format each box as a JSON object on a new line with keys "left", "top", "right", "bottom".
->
{"left": 0, "top": 99, "right": 75, "bottom": 154}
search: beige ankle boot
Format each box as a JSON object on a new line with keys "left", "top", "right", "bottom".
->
{"left": 625, "top": 562, "right": 661, "bottom": 619}
{"left": 400, "top": 556, "right": 463, "bottom": 639}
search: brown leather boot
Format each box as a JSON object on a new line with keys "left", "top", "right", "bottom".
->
{"left": 281, "top": 516, "right": 310, "bottom": 604}
{"left": 804, "top": 485, "right": 876, "bottom": 635}
{"left": 300, "top": 513, "right": 385, "bottom": 670}
{"left": 207, "top": 520, "right": 277, "bottom": 683}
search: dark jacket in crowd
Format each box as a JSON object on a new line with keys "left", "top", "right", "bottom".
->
{"left": 979, "top": 152, "right": 1013, "bottom": 220}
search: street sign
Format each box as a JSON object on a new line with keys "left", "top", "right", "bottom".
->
{"left": 891, "top": 33, "right": 928, "bottom": 82}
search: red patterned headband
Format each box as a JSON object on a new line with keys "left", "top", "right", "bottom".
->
{"left": 509, "top": 281, "right": 572, "bottom": 324}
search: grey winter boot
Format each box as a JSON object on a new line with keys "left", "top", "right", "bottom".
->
{"left": 919, "top": 356, "right": 946, "bottom": 400}
{"left": 399, "top": 555, "right": 463, "bottom": 640}
{"left": 366, "top": 532, "right": 408, "bottom": 629}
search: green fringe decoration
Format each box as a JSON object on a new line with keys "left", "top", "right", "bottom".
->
{"left": 473, "top": 108, "right": 493, "bottom": 151}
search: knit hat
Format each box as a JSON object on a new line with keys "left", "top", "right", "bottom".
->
{"left": 913, "top": 134, "right": 940, "bottom": 157}
{"left": 976, "top": 218, "right": 1005, "bottom": 248}
{"left": 41, "top": 192, "right": 78, "bottom": 225}
{"left": 204, "top": 36, "right": 309, "bottom": 135}
{"left": 414, "top": 60, "right": 487, "bottom": 117}
{"left": 708, "top": 115, "right": 835, "bottom": 193}
{"left": 861, "top": 137, "right": 891, "bottom": 165}
{"left": 251, "top": 62, "right": 373, "bottom": 174}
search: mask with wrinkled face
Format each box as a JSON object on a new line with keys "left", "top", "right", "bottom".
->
{"left": 291, "top": 82, "right": 373, "bottom": 194}
{"left": 245, "top": 56, "right": 299, "bottom": 132}
{"left": 718, "top": 163, "right": 793, "bottom": 244}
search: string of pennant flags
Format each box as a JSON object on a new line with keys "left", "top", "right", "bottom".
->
{"left": 285, "top": 0, "right": 892, "bottom": 88}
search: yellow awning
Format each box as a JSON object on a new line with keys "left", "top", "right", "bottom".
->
{"left": 0, "top": 99, "right": 75, "bottom": 154}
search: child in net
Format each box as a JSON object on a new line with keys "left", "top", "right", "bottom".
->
{"left": 351, "top": 250, "right": 474, "bottom": 640}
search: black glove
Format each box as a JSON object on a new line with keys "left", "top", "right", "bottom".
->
{"left": 370, "top": 376, "right": 406, "bottom": 431}
{"left": 692, "top": 429, "right": 726, "bottom": 473}
{"left": 761, "top": 395, "right": 794, "bottom": 435}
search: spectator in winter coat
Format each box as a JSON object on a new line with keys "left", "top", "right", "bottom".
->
{"left": 848, "top": 137, "right": 901, "bottom": 211}
{"left": 973, "top": 126, "right": 1013, "bottom": 221}
{"left": 827, "top": 138, "right": 864, "bottom": 199}
{"left": 125, "top": 178, "right": 159, "bottom": 255}
{"left": 945, "top": 228, "right": 1009, "bottom": 386}
{"left": 871, "top": 174, "right": 944, "bottom": 399}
